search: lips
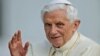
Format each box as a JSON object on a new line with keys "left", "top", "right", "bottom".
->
{"left": 50, "top": 36, "right": 61, "bottom": 39}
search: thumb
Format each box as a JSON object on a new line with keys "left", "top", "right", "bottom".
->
{"left": 24, "top": 42, "right": 29, "bottom": 53}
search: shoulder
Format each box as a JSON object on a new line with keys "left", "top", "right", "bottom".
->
{"left": 72, "top": 33, "right": 100, "bottom": 56}
{"left": 79, "top": 45, "right": 100, "bottom": 56}
{"left": 79, "top": 33, "right": 99, "bottom": 46}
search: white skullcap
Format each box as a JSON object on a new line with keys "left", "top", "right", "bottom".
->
{"left": 48, "top": 0, "right": 72, "bottom": 5}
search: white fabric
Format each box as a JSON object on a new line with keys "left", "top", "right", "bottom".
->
{"left": 26, "top": 32, "right": 100, "bottom": 56}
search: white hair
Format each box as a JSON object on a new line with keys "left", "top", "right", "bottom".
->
{"left": 41, "top": 4, "right": 79, "bottom": 22}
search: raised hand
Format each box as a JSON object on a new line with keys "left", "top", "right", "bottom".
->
{"left": 8, "top": 30, "right": 29, "bottom": 56}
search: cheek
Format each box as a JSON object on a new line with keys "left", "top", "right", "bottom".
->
{"left": 62, "top": 27, "right": 71, "bottom": 42}
{"left": 44, "top": 29, "right": 52, "bottom": 40}
{"left": 44, "top": 28, "right": 49, "bottom": 34}
{"left": 62, "top": 30, "right": 68, "bottom": 42}
{"left": 45, "top": 30, "right": 49, "bottom": 39}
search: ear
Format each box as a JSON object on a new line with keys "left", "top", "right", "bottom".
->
{"left": 72, "top": 19, "right": 80, "bottom": 32}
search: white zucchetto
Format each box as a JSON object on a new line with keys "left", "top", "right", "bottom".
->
{"left": 48, "top": 0, "right": 72, "bottom": 5}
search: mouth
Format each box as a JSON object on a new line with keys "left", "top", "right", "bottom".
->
{"left": 51, "top": 36, "right": 60, "bottom": 39}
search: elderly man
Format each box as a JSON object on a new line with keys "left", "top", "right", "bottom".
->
{"left": 8, "top": 0, "right": 100, "bottom": 56}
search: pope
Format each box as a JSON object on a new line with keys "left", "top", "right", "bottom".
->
{"left": 8, "top": 0, "right": 100, "bottom": 56}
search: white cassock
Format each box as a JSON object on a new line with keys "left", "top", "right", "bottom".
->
{"left": 26, "top": 31, "right": 100, "bottom": 56}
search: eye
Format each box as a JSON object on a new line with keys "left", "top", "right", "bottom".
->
{"left": 56, "top": 22, "right": 64, "bottom": 28}
{"left": 44, "top": 23, "right": 52, "bottom": 27}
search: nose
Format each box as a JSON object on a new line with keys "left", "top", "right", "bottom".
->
{"left": 50, "top": 25, "right": 58, "bottom": 35}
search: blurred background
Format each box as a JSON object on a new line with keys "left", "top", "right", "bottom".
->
{"left": 0, "top": 0, "right": 100, "bottom": 56}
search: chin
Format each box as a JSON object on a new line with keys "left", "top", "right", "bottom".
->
{"left": 55, "top": 46, "right": 61, "bottom": 48}
{"left": 53, "top": 43, "right": 62, "bottom": 48}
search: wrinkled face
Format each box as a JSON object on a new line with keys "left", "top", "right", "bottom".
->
{"left": 43, "top": 9, "right": 78, "bottom": 48}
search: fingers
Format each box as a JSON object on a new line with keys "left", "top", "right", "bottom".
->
{"left": 9, "top": 30, "right": 22, "bottom": 48}
{"left": 9, "top": 33, "right": 17, "bottom": 49}
{"left": 17, "top": 30, "right": 22, "bottom": 42}
{"left": 11, "top": 33, "right": 17, "bottom": 44}
{"left": 13, "top": 30, "right": 22, "bottom": 43}
{"left": 24, "top": 42, "right": 29, "bottom": 54}
{"left": 8, "top": 41, "right": 14, "bottom": 56}
{"left": 8, "top": 40, "right": 12, "bottom": 49}
{"left": 24, "top": 42, "right": 29, "bottom": 51}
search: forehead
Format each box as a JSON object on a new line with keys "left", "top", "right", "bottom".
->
{"left": 43, "top": 9, "right": 69, "bottom": 23}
